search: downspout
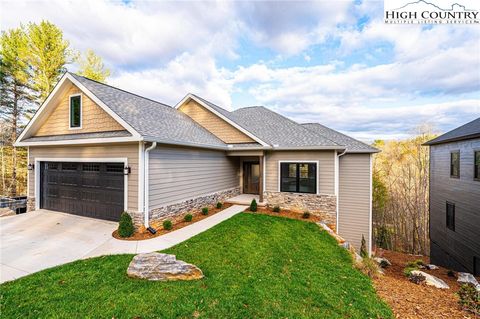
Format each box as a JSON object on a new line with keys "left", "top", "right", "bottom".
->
{"left": 144, "top": 142, "right": 157, "bottom": 228}
{"left": 335, "top": 149, "right": 347, "bottom": 233}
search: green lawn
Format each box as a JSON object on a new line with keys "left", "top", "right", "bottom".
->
{"left": 1, "top": 213, "right": 392, "bottom": 318}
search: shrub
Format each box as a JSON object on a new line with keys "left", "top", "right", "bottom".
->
{"left": 403, "top": 259, "right": 425, "bottom": 276}
{"left": 360, "top": 235, "right": 368, "bottom": 258}
{"left": 302, "top": 211, "right": 310, "bottom": 219}
{"left": 201, "top": 207, "right": 209, "bottom": 215}
{"left": 272, "top": 205, "right": 280, "bottom": 213}
{"left": 163, "top": 220, "right": 173, "bottom": 230}
{"left": 408, "top": 272, "right": 426, "bottom": 284}
{"left": 249, "top": 199, "right": 257, "bottom": 212}
{"left": 118, "top": 212, "right": 134, "bottom": 238}
{"left": 216, "top": 202, "right": 223, "bottom": 209}
{"left": 184, "top": 214, "right": 193, "bottom": 222}
{"left": 355, "top": 257, "right": 380, "bottom": 279}
{"left": 447, "top": 270, "right": 456, "bottom": 277}
{"left": 457, "top": 283, "right": 480, "bottom": 315}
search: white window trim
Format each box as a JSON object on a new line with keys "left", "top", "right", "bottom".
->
{"left": 68, "top": 93, "right": 82, "bottom": 130}
{"left": 34, "top": 157, "right": 128, "bottom": 212}
{"left": 277, "top": 160, "right": 319, "bottom": 195}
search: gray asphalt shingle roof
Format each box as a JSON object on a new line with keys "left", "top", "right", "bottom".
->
{"left": 424, "top": 117, "right": 480, "bottom": 145}
{"left": 71, "top": 73, "right": 226, "bottom": 148}
{"left": 302, "top": 123, "right": 379, "bottom": 153}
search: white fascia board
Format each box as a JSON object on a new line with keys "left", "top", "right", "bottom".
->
{"left": 174, "top": 94, "right": 270, "bottom": 147}
{"left": 272, "top": 146, "right": 346, "bottom": 151}
{"left": 15, "top": 136, "right": 142, "bottom": 147}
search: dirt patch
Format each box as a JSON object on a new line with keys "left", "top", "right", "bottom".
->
{"left": 373, "top": 249, "right": 478, "bottom": 319}
{"left": 113, "top": 203, "right": 233, "bottom": 241}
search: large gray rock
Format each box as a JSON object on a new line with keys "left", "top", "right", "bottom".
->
{"left": 425, "top": 264, "right": 439, "bottom": 270}
{"left": 374, "top": 257, "right": 392, "bottom": 268}
{"left": 127, "top": 252, "right": 204, "bottom": 281}
{"left": 411, "top": 270, "right": 449, "bottom": 289}
{"left": 458, "top": 272, "right": 480, "bottom": 291}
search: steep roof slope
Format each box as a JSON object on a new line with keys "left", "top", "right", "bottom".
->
{"left": 70, "top": 73, "right": 226, "bottom": 147}
{"left": 302, "top": 123, "right": 378, "bottom": 153}
{"left": 424, "top": 117, "right": 480, "bottom": 145}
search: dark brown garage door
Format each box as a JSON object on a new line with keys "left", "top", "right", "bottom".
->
{"left": 40, "top": 162, "right": 124, "bottom": 221}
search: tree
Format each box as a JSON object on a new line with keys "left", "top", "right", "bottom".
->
{"left": 77, "top": 49, "right": 110, "bottom": 82}
{"left": 0, "top": 28, "right": 34, "bottom": 196}
{"left": 27, "top": 21, "right": 72, "bottom": 104}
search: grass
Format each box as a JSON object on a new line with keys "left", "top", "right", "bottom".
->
{"left": 1, "top": 213, "right": 392, "bottom": 318}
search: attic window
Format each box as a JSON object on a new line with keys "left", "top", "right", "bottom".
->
{"left": 69, "top": 94, "right": 82, "bottom": 128}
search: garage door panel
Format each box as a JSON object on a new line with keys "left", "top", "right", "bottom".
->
{"left": 40, "top": 162, "right": 124, "bottom": 221}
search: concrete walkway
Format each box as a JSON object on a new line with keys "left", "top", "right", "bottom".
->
{"left": 0, "top": 205, "right": 246, "bottom": 283}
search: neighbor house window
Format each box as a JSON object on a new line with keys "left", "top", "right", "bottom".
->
{"left": 280, "top": 162, "right": 317, "bottom": 194}
{"left": 70, "top": 95, "right": 81, "bottom": 128}
{"left": 446, "top": 202, "right": 455, "bottom": 231}
{"left": 475, "top": 151, "right": 480, "bottom": 181}
{"left": 450, "top": 151, "right": 460, "bottom": 178}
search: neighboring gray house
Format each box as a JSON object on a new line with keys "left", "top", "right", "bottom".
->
{"left": 425, "top": 117, "right": 480, "bottom": 275}
{"left": 15, "top": 72, "right": 378, "bottom": 252}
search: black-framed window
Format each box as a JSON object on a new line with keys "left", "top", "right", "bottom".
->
{"left": 450, "top": 151, "right": 460, "bottom": 178}
{"left": 70, "top": 95, "right": 81, "bottom": 128}
{"left": 280, "top": 162, "right": 316, "bottom": 194}
{"left": 474, "top": 256, "right": 479, "bottom": 276}
{"left": 474, "top": 151, "right": 480, "bottom": 181}
{"left": 446, "top": 202, "right": 455, "bottom": 231}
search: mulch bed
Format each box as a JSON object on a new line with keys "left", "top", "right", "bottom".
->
{"left": 373, "top": 249, "right": 478, "bottom": 319}
{"left": 112, "top": 203, "right": 233, "bottom": 241}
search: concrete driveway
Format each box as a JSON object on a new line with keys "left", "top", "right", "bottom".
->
{"left": 0, "top": 210, "right": 117, "bottom": 283}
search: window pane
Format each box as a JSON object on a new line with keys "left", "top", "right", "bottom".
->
{"left": 280, "top": 163, "right": 297, "bottom": 192}
{"left": 450, "top": 152, "right": 459, "bottom": 177}
{"left": 475, "top": 151, "right": 480, "bottom": 179}
{"left": 70, "top": 96, "right": 81, "bottom": 127}
{"left": 298, "top": 163, "right": 316, "bottom": 194}
{"left": 446, "top": 202, "right": 455, "bottom": 231}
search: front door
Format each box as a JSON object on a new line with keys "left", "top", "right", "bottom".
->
{"left": 243, "top": 162, "right": 260, "bottom": 194}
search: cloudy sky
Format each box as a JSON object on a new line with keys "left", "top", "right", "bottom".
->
{"left": 2, "top": 0, "right": 479, "bottom": 141}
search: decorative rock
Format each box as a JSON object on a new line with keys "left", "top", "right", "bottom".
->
{"left": 458, "top": 272, "right": 480, "bottom": 291}
{"left": 127, "top": 252, "right": 204, "bottom": 281}
{"left": 411, "top": 270, "right": 449, "bottom": 289}
{"left": 374, "top": 257, "right": 392, "bottom": 268}
{"left": 425, "top": 264, "right": 439, "bottom": 270}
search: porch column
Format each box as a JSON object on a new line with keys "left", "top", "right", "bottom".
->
{"left": 259, "top": 154, "right": 264, "bottom": 203}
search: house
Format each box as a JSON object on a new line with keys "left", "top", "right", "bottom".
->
{"left": 424, "top": 117, "right": 480, "bottom": 275}
{"left": 14, "top": 72, "right": 378, "bottom": 252}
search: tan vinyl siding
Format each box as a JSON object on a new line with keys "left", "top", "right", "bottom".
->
{"left": 338, "top": 153, "right": 371, "bottom": 251}
{"left": 34, "top": 82, "right": 125, "bottom": 136}
{"left": 179, "top": 100, "right": 254, "bottom": 144}
{"left": 265, "top": 150, "right": 335, "bottom": 195}
{"left": 149, "top": 145, "right": 239, "bottom": 208}
{"left": 28, "top": 143, "right": 138, "bottom": 211}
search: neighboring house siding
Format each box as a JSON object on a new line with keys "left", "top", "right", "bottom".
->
{"left": 429, "top": 139, "right": 480, "bottom": 273}
{"left": 179, "top": 100, "right": 255, "bottom": 144}
{"left": 338, "top": 153, "right": 371, "bottom": 252}
{"left": 148, "top": 145, "right": 240, "bottom": 209}
{"left": 265, "top": 150, "right": 335, "bottom": 195}
{"left": 34, "top": 82, "right": 125, "bottom": 136}
{"left": 28, "top": 144, "right": 139, "bottom": 211}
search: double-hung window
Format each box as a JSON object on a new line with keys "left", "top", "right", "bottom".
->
{"left": 69, "top": 94, "right": 82, "bottom": 128}
{"left": 474, "top": 151, "right": 480, "bottom": 181}
{"left": 450, "top": 151, "right": 460, "bottom": 178}
{"left": 280, "top": 162, "right": 317, "bottom": 194}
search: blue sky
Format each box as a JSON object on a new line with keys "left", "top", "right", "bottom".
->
{"left": 2, "top": 0, "right": 479, "bottom": 141}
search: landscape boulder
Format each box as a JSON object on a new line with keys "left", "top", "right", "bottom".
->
{"left": 127, "top": 252, "right": 204, "bottom": 281}
{"left": 374, "top": 257, "right": 392, "bottom": 268}
{"left": 425, "top": 264, "right": 439, "bottom": 270}
{"left": 411, "top": 270, "right": 449, "bottom": 289}
{"left": 458, "top": 272, "right": 480, "bottom": 291}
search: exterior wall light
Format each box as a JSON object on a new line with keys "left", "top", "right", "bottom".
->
{"left": 27, "top": 163, "right": 35, "bottom": 171}
{"left": 124, "top": 166, "right": 131, "bottom": 175}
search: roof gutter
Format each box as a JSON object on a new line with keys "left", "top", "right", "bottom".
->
{"left": 143, "top": 141, "right": 157, "bottom": 228}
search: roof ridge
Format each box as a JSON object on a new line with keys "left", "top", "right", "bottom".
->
{"left": 190, "top": 93, "right": 232, "bottom": 114}
{"left": 69, "top": 72, "right": 173, "bottom": 109}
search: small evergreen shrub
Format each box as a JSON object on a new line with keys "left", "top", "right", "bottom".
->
{"left": 457, "top": 283, "right": 480, "bottom": 315}
{"left": 272, "top": 205, "right": 280, "bottom": 213}
{"left": 249, "top": 199, "right": 257, "bottom": 212}
{"left": 403, "top": 259, "right": 425, "bottom": 276}
{"left": 302, "top": 211, "right": 311, "bottom": 219}
{"left": 355, "top": 257, "right": 380, "bottom": 279}
{"left": 201, "top": 207, "right": 209, "bottom": 215}
{"left": 163, "top": 220, "right": 173, "bottom": 230}
{"left": 184, "top": 214, "right": 193, "bottom": 222}
{"left": 360, "top": 235, "right": 368, "bottom": 258}
{"left": 408, "top": 272, "right": 426, "bottom": 284}
{"left": 118, "top": 212, "right": 134, "bottom": 238}
{"left": 216, "top": 202, "right": 223, "bottom": 209}
{"left": 447, "top": 270, "right": 456, "bottom": 277}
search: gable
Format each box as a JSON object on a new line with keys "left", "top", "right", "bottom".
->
{"left": 179, "top": 99, "right": 255, "bottom": 144}
{"left": 33, "top": 81, "right": 125, "bottom": 137}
